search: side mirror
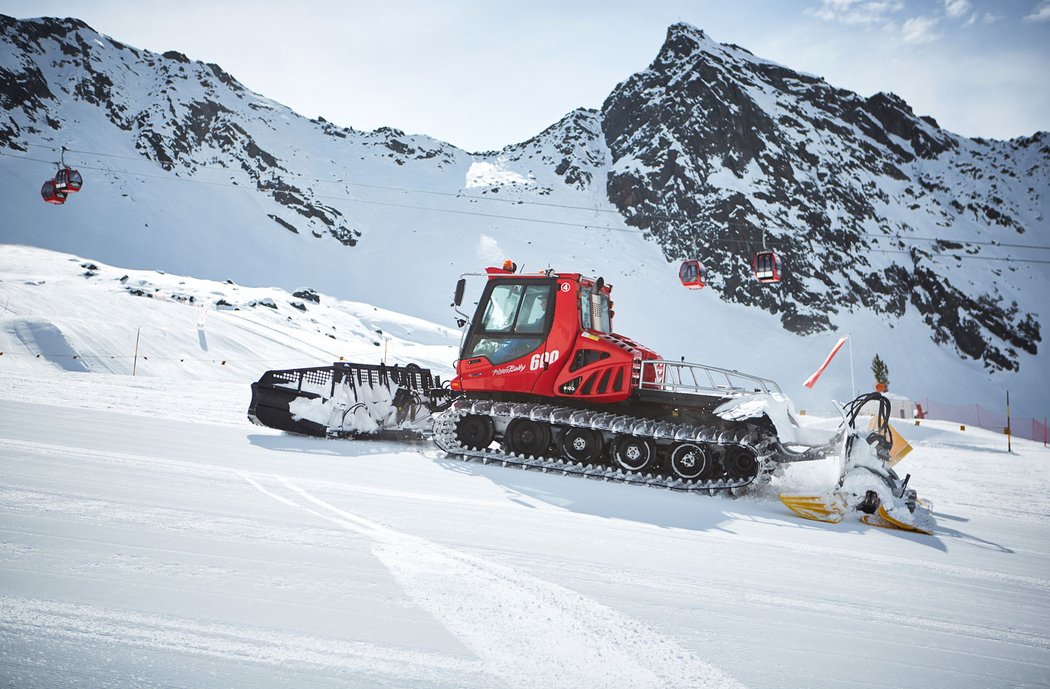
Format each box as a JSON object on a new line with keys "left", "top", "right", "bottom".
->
{"left": 453, "top": 278, "right": 466, "bottom": 307}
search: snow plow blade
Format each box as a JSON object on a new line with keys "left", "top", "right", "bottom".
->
{"left": 783, "top": 491, "right": 936, "bottom": 535}
{"left": 862, "top": 500, "right": 935, "bottom": 535}
{"left": 779, "top": 392, "right": 936, "bottom": 536}
{"left": 778, "top": 494, "right": 847, "bottom": 523}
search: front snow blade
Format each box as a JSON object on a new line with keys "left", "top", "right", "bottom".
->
{"left": 865, "top": 500, "right": 935, "bottom": 535}
{"left": 866, "top": 417, "right": 913, "bottom": 466}
{"left": 779, "top": 493, "right": 848, "bottom": 524}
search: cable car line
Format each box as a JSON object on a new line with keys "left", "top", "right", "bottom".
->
{"left": 867, "top": 248, "right": 1050, "bottom": 266}
{"left": 19, "top": 140, "right": 633, "bottom": 216}
{"left": 16, "top": 139, "right": 1050, "bottom": 253}
{"left": 5, "top": 146, "right": 1050, "bottom": 266}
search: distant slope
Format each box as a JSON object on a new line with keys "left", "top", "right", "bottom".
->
{"left": 0, "top": 245, "right": 458, "bottom": 382}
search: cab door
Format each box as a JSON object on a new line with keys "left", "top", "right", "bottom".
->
{"left": 457, "top": 279, "right": 557, "bottom": 394}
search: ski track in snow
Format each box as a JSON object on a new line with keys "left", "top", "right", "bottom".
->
{"left": 0, "top": 595, "right": 486, "bottom": 686}
{"left": 5, "top": 435, "right": 1049, "bottom": 599}
{"left": 501, "top": 550, "right": 1050, "bottom": 652}
{"left": 1, "top": 418, "right": 746, "bottom": 688}
{"left": 239, "top": 470, "right": 749, "bottom": 689}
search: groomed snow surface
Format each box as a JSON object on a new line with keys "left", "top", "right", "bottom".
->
{"left": 2, "top": 249, "right": 1049, "bottom": 688}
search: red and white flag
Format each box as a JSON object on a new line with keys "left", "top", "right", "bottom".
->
{"left": 804, "top": 336, "right": 848, "bottom": 389}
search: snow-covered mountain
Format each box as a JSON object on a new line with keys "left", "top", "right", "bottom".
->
{"left": 601, "top": 24, "right": 1048, "bottom": 372}
{"left": 1, "top": 15, "right": 1047, "bottom": 415}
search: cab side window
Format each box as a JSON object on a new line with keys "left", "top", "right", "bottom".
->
{"left": 478, "top": 283, "right": 524, "bottom": 332}
{"left": 513, "top": 285, "right": 550, "bottom": 334}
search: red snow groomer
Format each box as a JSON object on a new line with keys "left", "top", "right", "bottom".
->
{"left": 248, "top": 263, "right": 933, "bottom": 532}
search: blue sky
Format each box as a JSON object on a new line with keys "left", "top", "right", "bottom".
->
{"left": 3, "top": 0, "right": 1049, "bottom": 151}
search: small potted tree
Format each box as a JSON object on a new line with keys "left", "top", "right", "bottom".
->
{"left": 871, "top": 354, "right": 889, "bottom": 393}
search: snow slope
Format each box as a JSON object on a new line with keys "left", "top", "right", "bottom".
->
{"left": 3, "top": 345, "right": 1050, "bottom": 689}
{"left": 1, "top": 249, "right": 1049, "bottom": 688}
{"left": 0, "top": 245, "right": 459, "bottom": 383}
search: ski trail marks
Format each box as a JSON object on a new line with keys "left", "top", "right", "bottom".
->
{"left": 0, "top": 595, "right": 483, "bottom": 684}
{"left": 239, "top": 470, "right": 749, "bottom": 689}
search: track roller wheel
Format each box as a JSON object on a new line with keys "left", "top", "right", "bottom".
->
{"left": 560, "top": 427, "right": 604, "bottom": 464}
{"left": 505, "top": 418, "right": 552, "bottom": 457}
{"left": 455, "top": 414, "right": 494, "bottom": 450}
{"left": 670, "top": 442, "right": 709, "bottom": 480}
{"left": 720, "top": 445, "right": 758, "bottom": 479}
{"left": 612, "top": 435, "right": 654, "bottom": 473}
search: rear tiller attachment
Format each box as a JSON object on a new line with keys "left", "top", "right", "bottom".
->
{"left": 248, "top": 362, "right": 453, "bottom": 439}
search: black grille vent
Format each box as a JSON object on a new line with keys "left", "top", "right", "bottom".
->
{"left": 570, "top": 348, "right": 610, "bottom": 372}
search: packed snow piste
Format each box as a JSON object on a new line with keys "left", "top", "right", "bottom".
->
{"left": 248, "top": 264, "right": 934, "bottom": 534}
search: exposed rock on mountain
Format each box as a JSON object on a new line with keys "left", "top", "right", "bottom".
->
{"left": 600, "top": 23, "right": 1046, "bottom": 368}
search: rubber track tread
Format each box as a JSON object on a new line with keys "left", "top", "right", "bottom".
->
{"left": 431, "top": 400, "right": 776, "bottom": 493}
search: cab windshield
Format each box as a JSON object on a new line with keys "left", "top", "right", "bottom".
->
{"left": 465, "top": 281, "right": 553, "bottom": 364}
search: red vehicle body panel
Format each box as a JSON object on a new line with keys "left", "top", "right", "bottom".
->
{"left": 453, "top": 269, "right": 660, "bottom": 404}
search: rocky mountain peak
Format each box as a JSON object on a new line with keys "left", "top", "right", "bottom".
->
{"left": 659, "top": 22, "right": 711, "bottom": 58}
{"left": 600, "top": 25, "right": 1044, "bottom": 370}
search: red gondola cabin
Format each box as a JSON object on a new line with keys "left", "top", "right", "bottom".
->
{"left": 752, "top": 250, "right": 782, "bottom": 283}
{"left": 678, "top": 259, "right": 705, "bottom": 289}
{"left": 41, "top": 180, "right": 67, "bottom": 205}
{"left": 54, "top": 167, "right": 83, "bottom": 192}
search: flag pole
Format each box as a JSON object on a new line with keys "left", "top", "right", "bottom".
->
{"left": 848, "top": 333, "right": 856, "bottom": 399}
{"left": 132, "top": 327, "right": 140, "bottom": 377}
{"left": 1007, "top": 390, "right": 1012, "bottom": 453}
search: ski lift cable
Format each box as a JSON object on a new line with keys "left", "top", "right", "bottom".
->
{"left": 23, "top": 141, "right": 171, "bottom": 166}
{"left": 16, "top": 141, "right": 1050, "bottom": 253}
{"left": 867, "top": 248, "right": 1050, "bottom": 266}
{"left": 18, "top": 140, "right": 632, "bottom": 215}
{"left": 4, "top": 149, "right": 644, "bottom": 228}
{"left": 12, "top": 141, "right": 1050, "bottom": 253}
{"left": 1, "top": 150, "right": 276, "bottom": 190}
{"left": 3, "top": 148, "right": 682, "bottom": 228}
{"left": 4, "top": 148, "right": 1050, "bottom": 264}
